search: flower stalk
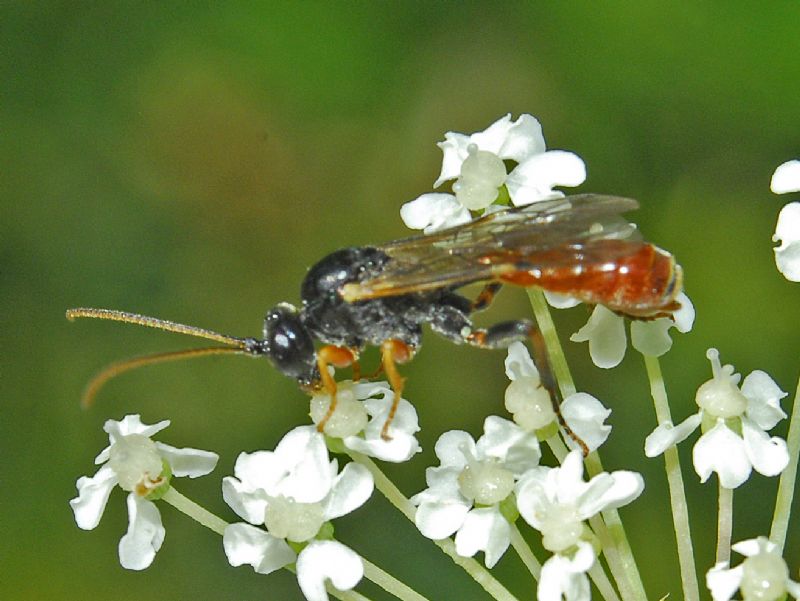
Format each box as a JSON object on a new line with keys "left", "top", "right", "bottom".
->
{"left": 643, "top": 355, "right": 700, "bottom": 601}
{"left": 528, "top": 288, "right": 647, "bottom": 601}
{"left": 162, "top": 486, "right": 228, "bottom": 536}
{"left": 770, "top": 372, "right": 800, "bottom": 552}
{"left": 716, "top": 485, "right": 733, "bottom": 565}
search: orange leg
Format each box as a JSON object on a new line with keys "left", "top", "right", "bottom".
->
{"left": 315, "top": 345, "right": 356, "bottom": 433}
{"left": 379, "top": 339, "right": 414, "bottom": 441}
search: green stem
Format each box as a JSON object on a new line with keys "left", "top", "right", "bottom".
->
{"left": 508, "top": 522, "right": 541, "bottom": 580}
{"left": 528, "top": 289, "right": 647, "bottom": 601}
{"left": 361, "top": 557, "right": 432, "bottom": 601}
{"left": 161, "top": 486, "right": 228, "bottom": 535}
{"left": 586, "top": 552, "right": 622, "bottom": 601}
{"left": 526, "top": 289, "right": 577, "bottom": 397}
{"left": 347, "top": 451, "right": 519, "bottom": 601}
{"left": 716, "top": 485, "right": 733, "bottom": 565}
{"left": 643, "top": 355, "right": 700, "bottom": 601}
{"left": 770, "top": 372, "right": 800, "bottom": 553}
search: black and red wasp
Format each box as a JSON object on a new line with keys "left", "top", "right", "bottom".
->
{"left": 68, "top": 194, "right": 682, "bottom": 446}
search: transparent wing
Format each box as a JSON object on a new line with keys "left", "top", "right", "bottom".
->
{"left": 341, "top": 194, "right": 643, "bottom": 301}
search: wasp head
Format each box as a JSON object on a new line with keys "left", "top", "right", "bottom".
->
{"left": 262, "top": 302, "right": 318, "bottom": 386}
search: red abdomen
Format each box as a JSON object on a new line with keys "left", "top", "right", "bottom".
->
{"left": 496, "top": 240, "right": 682, "bottom": 317}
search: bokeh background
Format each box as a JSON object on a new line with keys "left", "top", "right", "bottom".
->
{"left": 3, "top": 3, "right": 799, "bottom": 600}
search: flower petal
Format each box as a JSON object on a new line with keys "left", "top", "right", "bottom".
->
{"left": 543, "top": 290, "right": 582, "bottom": 309}
{"left": 644, "top": 413, "right": 702, "bottom": 457}
{"left": 575, "top": 470, "right": 644, "bottom": 518}
{"left": 742, "top": 370, "right": 787, "bottom": 430}
{"left": 570, "top": 305, "right": 627, "bottom": 369}
{"left": 95, "top": 415, "right": 171, "bottom": 463}
{"left": 435, "top": 132, "right": 473, "bottom": 186}
{"left": 475, "top": 415, "right": 541, "bottom": 474}
{"left": 732, "top": 536, "right": 777, "bottom": 557}
{"left": 504, "top": 341, "right": 539, "bottom": 380}
{"left": 515, "top": 467, "right": 552, "bottom": 530}
{"left": 770, "top": 160, "right": 800, "bottom": 194}
{"left": 538, "top": 544, "right": 594, "bottom": 601}
{"left": 630, "top": 318, "right": 674, "bottom": 357}
{"left": 272, "top": 427, "right": 334, "bottom": 503}
{"left": 223, "top": 522, "right": 295, "bottom": 575}
{"left": 70, "top": 464, "right": 118, "bottom": 530}
{"left": 505, "top": 151, "right": 586, "bottom": 207}
{"left": 434, "top": 430, "right": 475, "bottom": 469}
{"left": 454, "top": 506, "right": 511, "bottom": 568}
{"left": 672, "top": 293, "right": 696, "bottom": 333}
{"left": 118, "top": 494, "right": 165, "bottom": 571}
{"left": 561, "top": 393, "right": 612, "bottom": 453}
{"left": 323, "top": 462, "right": 374, "bottom": 520}
{"left": 413, "top": 497, "right": 471, "bottom": 540}
{"left": 155, "top": 443, "right": 218, "bottom": 477}
{"left": 693, "top": 421, "right": 751, "bottom": 488}
{"left": 706, "top": 562, "right": 742, "bottom": 601}
{"left": 483, "top": 113, "right": 546, "bottom": 163}
{"left": 400, "top": 193, "right": 472, "bottom": 234}
{"left": 343, "top": 389, "right": 421, "bottom": 463}
{"left": 773, "top": 202, "right": 800, "bottom": 281}
{"left": 222, "top": 475, "right": 270, "bottom": 524}
{"left": 741, "top": 418, "right": 789, "bottom": 477}
{"left": 296, "top": 541, "right": 363, "bottom": 601}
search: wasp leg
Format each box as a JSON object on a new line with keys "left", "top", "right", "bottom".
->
{"left": 469, "top": 282, "right": 503, "bottom": 312}
{"left": 379, "top": 339, "right": 413, "bottom": 441}
{"left": 316, "top": 345, "right": 357, "bottom": 433}
{"left": 429, "top": 306, "right": 589, "bottom": 456}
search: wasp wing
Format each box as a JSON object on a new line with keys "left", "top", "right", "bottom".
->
{"left": 341, "top": 194, "right": 643, "bottom": 301}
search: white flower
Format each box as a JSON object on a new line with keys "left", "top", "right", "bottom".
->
{"left": 411, "top": 416, "right": 541, "bottom": 567}
{"left": 645, "top": 349, "right": 789, "bottom": 488}
{"left": 570, "top": 292, "right": 695, "bottom": 368}
{"left": 309, "top": 379, "right": 421, "bottom": 462}
{"left": 706, "top": 537, "right": 800, "bottom": 601}
{"left": 401, "top": 114, "right": 586, "bottom": 233}
{"left": 516, "top": 450, "right": 644, "bottom": 601}
{"left": 504, "top": 342, "right": 611, "bottom": 452}
{"left": 222, "top": 426, "right": 373, "bottom": 601}
{"left": 770, "top": 160, "right": 800, "bottom": 281}
{"left": 69, "top": 414, "right": 219, "bottom": 570}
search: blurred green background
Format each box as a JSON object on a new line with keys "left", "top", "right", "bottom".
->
{"left": 3, "top": 3, "right": 799, "bottom": 600}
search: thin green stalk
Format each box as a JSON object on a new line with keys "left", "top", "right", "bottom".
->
{"left": 347, "top": 451, "right": 519, "bottom": 601}
{"left": 361, "top": 557, "right": 432, "bottom": 601}
{"left": 643, "top": 355, "right": 700, "bottom": 601}
{"left": 716, "top": 485, "right": 733, "bottom": 565}
{"left": 526, "top": 289, "right": 577, "bottom": 397}
{"left": 528, "top": 289, "right": 647, "bottom": 601}
{"left": 770, "top": 372, "right": 800, "bottom": 553}
{"left": 586, "top": 553, "right": 622, "bottom": 601}
{"left": 162, "top": 486, "right": 228, "bottom": 535}
{"left": 508, "top": 522, "right": 541, "bottom": 580}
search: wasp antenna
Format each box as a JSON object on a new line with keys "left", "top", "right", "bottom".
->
{"left": 66, "top": 307, "right": 248, "bottom": 348}
{"left": 80, "top": 346, "right": 247, "bottom": 409}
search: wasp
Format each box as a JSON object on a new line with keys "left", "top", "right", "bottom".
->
{"left": 68, "top": 194, "right": 682, "bottom": 447}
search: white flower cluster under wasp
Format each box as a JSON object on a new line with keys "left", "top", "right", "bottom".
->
{"left": 70, "top": 115, "right": 799, "bottom": 601}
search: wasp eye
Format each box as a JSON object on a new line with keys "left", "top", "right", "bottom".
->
{"left": 263, "top": 303, "right": 315, "bottom": 381}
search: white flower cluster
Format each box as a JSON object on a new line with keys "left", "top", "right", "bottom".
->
{"left": 771, "top": 160, "right": 800, "bottom": 281}
{"left": 68, "top": 115, "right": 799, "bottom": 601}
{"left": 646, "top": 348, "right": 789, "bottom": 489}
